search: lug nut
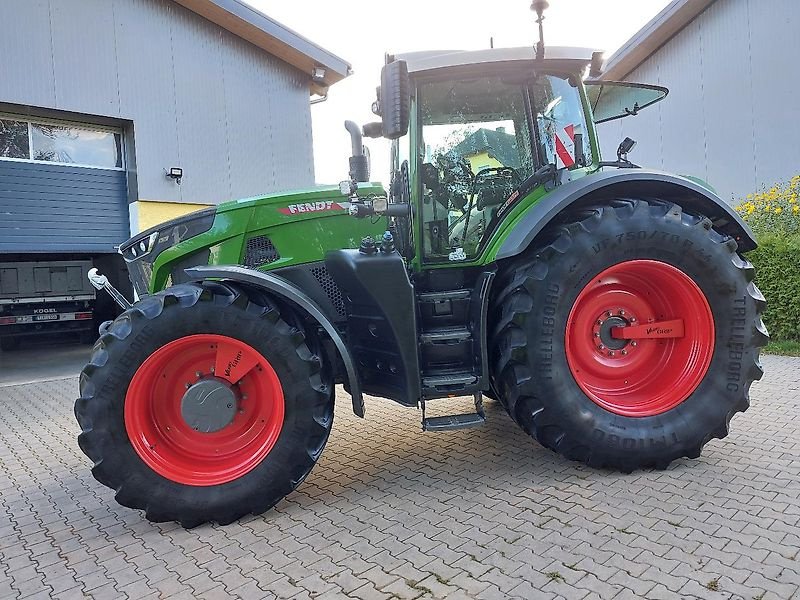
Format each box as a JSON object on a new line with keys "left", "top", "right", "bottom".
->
{"left": 608, "top": 351, "right": 615, "bottom": 356}
{"left": 630, "top": 317, "right": 636, "bottom": 322}
{"left": 185, "top": 383, "right": 191, "bottom": 389}
{"left": 621, "top": 350, "right": 627, "bottom": 356}
{"left": 606, "top": 311, "right": 613, "bottom": 317}
{"left": 619, "top": 309, "right": 625, "bottom": 315}
{"left": 597, "top": 320, "right": 603, "bottom": 325}
{"left": 598, "top": 344, "right": 605, "bottom": 350}
{"left": 631, "top": 341, "right": 638, "bottom": 347}
{"left": 594, "top": 332, "right": 600, "bottom": 337}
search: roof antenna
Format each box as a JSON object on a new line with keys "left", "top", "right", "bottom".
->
{"left": 531, "top": 0, "right": 549, "bottom": 60}
{"left": 490, "top": 36, "right": 494, "bottom": 49}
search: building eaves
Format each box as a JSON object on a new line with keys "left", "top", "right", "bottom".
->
{"left": 173, "top": 0, "right": 351, "bottom": 94}
{"left": 599, "top": 0, "right": 717, "bottom": 80}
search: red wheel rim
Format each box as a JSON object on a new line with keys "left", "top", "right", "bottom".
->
{"left": 565, "top": 260, "right": 714, "bottom": 417}
{"left": 125, "top": 334, "right": 284, "bottom": 486}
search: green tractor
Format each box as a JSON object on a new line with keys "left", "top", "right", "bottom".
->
{"left": 75, "top": 11, "right": 767, "bottom": 527}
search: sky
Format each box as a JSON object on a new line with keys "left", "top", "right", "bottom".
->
{"left": 247, "top": 0, "right": 673, "bottom": 185}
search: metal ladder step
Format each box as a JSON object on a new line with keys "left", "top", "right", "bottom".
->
{"left": 421, "top": 371, "right": 477, "bottom": 388}
{"left": 419, "top": 326, "right": 471, "bottom": 344}
{"left": 417, "top": 289, "right": 471, "bottom": 302}
{"left": 422, "top": 393, "right": 485, "bottom": 432}
{"left": 423, "top": 413, "right": 485, "bottom": 431}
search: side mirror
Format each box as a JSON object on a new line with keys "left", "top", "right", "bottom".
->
{"left": 379, "top": 60, "right": 410, "bottom": 140}
{"left": 584, "top": 81, "right": 668, "bottom": 124}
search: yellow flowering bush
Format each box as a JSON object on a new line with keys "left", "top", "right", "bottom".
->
{"left": 736, "top": 176, "right": 800, "bottom": 341}
{"left": 736, "top": 175, "right": 800, "bottom": 236}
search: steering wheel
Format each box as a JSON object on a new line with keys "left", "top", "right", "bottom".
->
{"left": 472, "top": 167, "right": 521, "bottom": 211}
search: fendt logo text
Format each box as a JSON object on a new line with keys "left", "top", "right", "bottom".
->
{"left": 279, "top": 201, "right": 344, "bottom": 215}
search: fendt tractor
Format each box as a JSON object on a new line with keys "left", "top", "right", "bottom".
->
{"left": 76, "top": 3, "right": 767, "bottom": 527}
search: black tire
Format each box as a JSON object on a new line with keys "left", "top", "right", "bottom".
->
{"left": 75, "top": 281, "right": 333, "bottom": 527}
{"left": 491, "top": 199, "right": 768, "bottom": 471}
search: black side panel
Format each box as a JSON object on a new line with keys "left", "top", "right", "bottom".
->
{"left": 275, "top": 262, "right": 346, "bottom": 324}
{"left": 496, "top": 169, "right": 757, "bottom": 261}
{"left": 0, "top": 161, "right": 129, "bottom": 253}
{"left": 325, "top": 249, "right": 421, "bottom": 406}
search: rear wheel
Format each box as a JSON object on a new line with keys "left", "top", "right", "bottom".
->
{"left": 75, "top": 282, "right": 333, "bottom": 526}
{"left": 491, "top": 199, "right": 767, "bottom": 471}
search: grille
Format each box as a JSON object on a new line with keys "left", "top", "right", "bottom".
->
{"left": 130, "top": 261, "right": 153, "bottom": 297}
{"left": 243, "top": 235, "right": 280, "bottom": 268}
{"left": 311, "top": 266, "right": 345, "bottom": 317}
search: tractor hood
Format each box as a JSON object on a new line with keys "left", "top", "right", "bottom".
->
{"left": 121, "top": 183, "right": 387, "bottom": 296}
{"left": 218, "top": 182, "right": 385, "bottom": 218}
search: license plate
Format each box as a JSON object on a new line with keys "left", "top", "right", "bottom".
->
{"left": 33, "top": 314, "right": 59, "bottom": 321}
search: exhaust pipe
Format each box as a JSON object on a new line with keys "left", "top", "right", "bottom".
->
{"left": 345, "top": 120, "right": 369, "bottom": 182}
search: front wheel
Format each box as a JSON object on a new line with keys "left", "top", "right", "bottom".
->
{"left": 491, "top": 199, "right": 768, "bottom": 471}
{"left": 75, "top": 282, "right": 333, "bottom": 527}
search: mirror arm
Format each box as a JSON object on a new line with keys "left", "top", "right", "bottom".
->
{"left": 598, "top": 160, "right": 640, "bottom": 169}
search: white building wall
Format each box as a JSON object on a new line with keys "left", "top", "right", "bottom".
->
{"left": 598, "top": 0, "right": 799, "bottom": 204}
{"left": 0, "top": 0, "right": 315, "bottom": 207}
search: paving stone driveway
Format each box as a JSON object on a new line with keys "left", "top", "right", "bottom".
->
{"left": 0, "top": 354, "right": 798, "bottom": 600}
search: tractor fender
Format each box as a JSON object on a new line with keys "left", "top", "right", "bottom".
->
{"left": 495, "top": 169, "right": 756, "bottom": 261}
{"left": 184, "top": 265, "right": 365, "bottom": 417}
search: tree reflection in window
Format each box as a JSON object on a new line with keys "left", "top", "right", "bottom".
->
{"left": 31, "top": 124, "right": 122, "bottom": 168}
{"left": 0, "top": 119, "right": 29, "bottom": 159}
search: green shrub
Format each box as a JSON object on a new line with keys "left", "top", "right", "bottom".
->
{"left": 744, "top": 234, "right": 800, "bottom": 341}
{"left": 735, "top": 177, "right": 800, "bottom": 341}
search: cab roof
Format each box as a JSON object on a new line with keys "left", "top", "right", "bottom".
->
{"left": 396, "top": 46, "right": 599, "bottom": 76}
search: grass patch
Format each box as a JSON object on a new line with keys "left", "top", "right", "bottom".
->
{"left": 764, "top": 339, "right": 800, "bottom": 356}
{"left": 705, "top": 578, "right": 720, "bottom": 591}
{"left": 614, "top": 526, "right": 632, "bottom": 535}
{"left": 545, "top": 571, "right": 565, "bottom": 583}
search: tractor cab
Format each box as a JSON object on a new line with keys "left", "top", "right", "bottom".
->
{"left": 355, "top": 47, "right": 667, "bottom": 267}
{"left": 390, "top": 47, "right": 596, "bottom": 264}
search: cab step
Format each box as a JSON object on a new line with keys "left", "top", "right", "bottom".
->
{"left": 421, "top": 371, "right": 477, "bottom": 389}
{"left": 423, "top": 413, "right": 485, "bottom": 431}
{"left": 422, "top": 393, "right": 485, "bottom": 432}
{"left": 419, "top": 326, "right": 471, "bottom": 344}
{"left": 417, "top": 289, "right": 471, "bottom": 302}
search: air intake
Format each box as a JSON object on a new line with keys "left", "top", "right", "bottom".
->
{"left": 310, "top": 265, "right": 346, "bottom": 317}
{"left": 243, "top": 235, "right": 280, "bottom": 268}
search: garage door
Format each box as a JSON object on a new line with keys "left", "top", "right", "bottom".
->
{"left": 0, "top": 115, "right": 130, "bottom": 253}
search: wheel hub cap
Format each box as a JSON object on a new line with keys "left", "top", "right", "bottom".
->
{"left": 596, "top": 315, "right": 630, "bottom": 351}
{"left": 180, "top": 378, "right": 237, "bottom": 433}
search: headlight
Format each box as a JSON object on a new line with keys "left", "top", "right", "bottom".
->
{"left": 120, "top": 208, "right": 215, "bottom": 264}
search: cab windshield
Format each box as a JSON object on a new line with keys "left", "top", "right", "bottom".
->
{"left": 418, "top": 72, "right": 590, "bottom": 261}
